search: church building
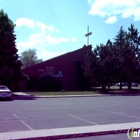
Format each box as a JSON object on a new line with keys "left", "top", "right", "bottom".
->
{"left": 17, "top": 45, "right": 92, "bottom": 91}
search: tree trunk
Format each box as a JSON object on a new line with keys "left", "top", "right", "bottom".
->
{"left": 128, "top": 82, "right": 131, "bottom": 90}
{"left": 119, "top": 83, "right": 122, "bottom": 90}
{"left": 102, "top": 84, "right": 106, "bottom": 90}
{"left": 107, "top": 83, "right": 110, "bottom": 90}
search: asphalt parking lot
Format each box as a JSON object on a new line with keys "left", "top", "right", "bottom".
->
{"left": 0, "top": 95, "right": 140, "bottom": 139}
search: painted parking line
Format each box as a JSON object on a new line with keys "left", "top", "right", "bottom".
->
{"left": 61, "top": 111, "right": 99, "bottom": 125}
{"left": 13, "top": 114, "right": 33, "bottom": 130}
{"left": 102, "top": 109, "right": 140, "bottom": 120}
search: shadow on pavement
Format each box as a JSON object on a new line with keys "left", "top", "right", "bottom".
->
{"left": 0, "top": 99, "right": 13, "bottom": 102}
{"left": 12, "top": 95, "right": 36, "bottom": 100}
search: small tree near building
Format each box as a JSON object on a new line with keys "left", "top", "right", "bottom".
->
{"left": 20, "top": 49, "right": 43, "bottom": 69}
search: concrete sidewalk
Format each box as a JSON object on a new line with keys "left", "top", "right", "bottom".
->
{"left": 12, "top": 92, "right": 34, "bottom": 100}
{"left": 13, "top": 92, "right": 105, "bottom": 98}
{"left": 13, "top": 92, "right": 32, "bottom": 96}
{"left": 0, "top": 122, "right": 140, "bottom": 140}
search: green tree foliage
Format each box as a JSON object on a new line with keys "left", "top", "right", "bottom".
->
{"left": 126, "top": 24, "right": 140, "bottom": 89}
{"left": 114, "top": 25, "right": 140, "bottom": 89}
{"left": 84, "top": 41, "right": 117, "bottom": 90}
{"left": 113, "top": 26, "right": 128, "bottom": 89}
{"left": 84, "top": 24, "right": 140, "bottom": 90}
{"left": 74, "top": 60, "right": 91, "bottom": 90}
{"left": 84, "top": 44, "right": 103, "bottom": 88}
{"left": 0, "top": 9, "right": 28, "bottom": 86}
{"left": 20, "top": 49, "right": 43, "bottom": 69}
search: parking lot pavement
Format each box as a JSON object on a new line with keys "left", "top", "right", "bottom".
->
{"left": 0, "top": 122, "right": 140, "bottom": 140}
{"left": 0, "top": 95, "right": 140, "bottom": 139}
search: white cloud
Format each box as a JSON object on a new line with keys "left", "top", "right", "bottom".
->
{"left": 37, "top": 50, "right": 66, "bottom": 60}
{"left": 16, "top": 18, "right": 78, "bottom": 60}
{"left": 17, "top": 33, "right": 69, "bottom": 51}
{"left": 17, "top": 38, "right": 67, "bottom": 60}
{"left": 56, "top": 29, "right": 60, "bottom": 33}
{"left": 105, "top": 16, "right": 117, "bottom": 24}
{"left": 28, "top": 33, "right": 68, "bottom": 46}
{"left": 36, "top": 22, "right": 55, "bottom": 33}
{"left": 16, "top": 18, "right": 35, "bottom": 28}
{"left": 71, "top": 37, "right": 78, "bottom": 42}
{"left": 122, "top": 10, "right": 133, "bottom": 18}
{"left": 88, "top": 0, "right": 140, "bottom": 23}
{"left": 134, "top": 7, "right": 140, "bottom": 21}
{"left": 17, "top": 43, "right": 66, "bottom": 60}
{"left": 46, "top": 35, "right": 68, "bottom": 44}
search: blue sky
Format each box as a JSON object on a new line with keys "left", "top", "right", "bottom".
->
{"left": 0, "top": 0, "right": 140, "bottom": 60}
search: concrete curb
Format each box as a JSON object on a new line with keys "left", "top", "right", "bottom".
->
{"left": 0, "top": 122, "right": 140, "bottom": 140}
{"left": 12, "top": 93, "right": 107, "bottom": 99}
{"left": 34, "top": 94, "right": 106, "bottom": 98}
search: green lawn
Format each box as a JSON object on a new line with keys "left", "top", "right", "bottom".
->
{"left": 24, "top": 86, "right": 140, "bottom": 96}
{"left": 25, "top": 91, "right": 98, "bottom": 96}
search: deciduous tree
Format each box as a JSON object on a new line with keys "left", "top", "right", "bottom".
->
{"left": 20, "top": 49, "right": 43, "bottom": 69}
{"left": 84, "top": 24, "right": 140, "bottom": 90}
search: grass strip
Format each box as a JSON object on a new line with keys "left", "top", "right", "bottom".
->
{"left": 24, "top": 91, "right": 98, "bottom": 96}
